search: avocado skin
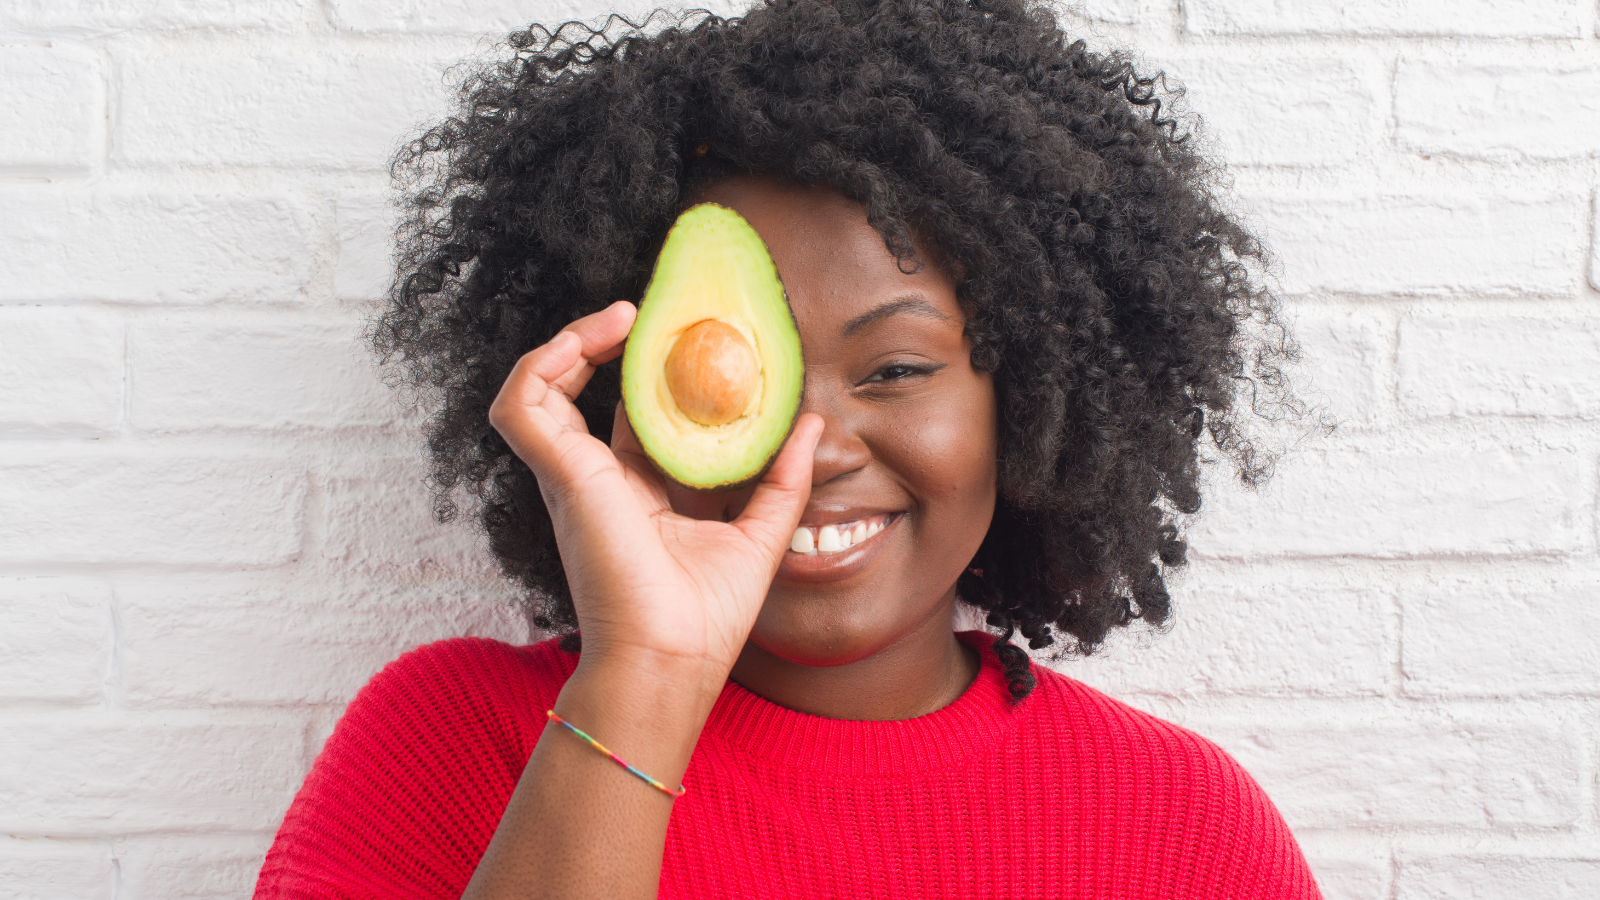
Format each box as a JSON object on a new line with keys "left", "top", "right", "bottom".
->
{"left": 621, "top": 203, "right": 804, "bottom": 491}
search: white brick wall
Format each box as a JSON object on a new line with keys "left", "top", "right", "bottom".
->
{"left": 2, "top": 1, "right": 1597, "bottom": 897}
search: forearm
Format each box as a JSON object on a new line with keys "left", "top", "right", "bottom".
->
{"left": 461, "top": 651, "right": 727, "bottom": 900}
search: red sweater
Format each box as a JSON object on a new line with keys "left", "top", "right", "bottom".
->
{"left": 255, "top": 632, "right": 1321, "bottom": 898}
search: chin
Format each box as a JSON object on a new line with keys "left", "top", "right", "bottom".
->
{"left": 745, "top": 604, "right": 887, "bottom": 667}
{"left": 745, "top": 589, "right": 937, "bottom": 668}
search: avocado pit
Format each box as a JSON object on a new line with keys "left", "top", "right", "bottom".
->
{"left": 664, "top": 318, "right": 759, "bottom": 426}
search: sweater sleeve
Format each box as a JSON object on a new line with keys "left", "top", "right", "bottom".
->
{"left": 1183, "top": 734, "right": 1322, "bottom": 900}
{"left": 1133, "top": 717, "right": 1322, "bottom": 900}
{"left": 253, "top": 638, "right": 567, "bottom": 900}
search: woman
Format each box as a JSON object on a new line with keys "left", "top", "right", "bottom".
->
{"left": 255, "top": 0, "right": 1316, "bottom": 896}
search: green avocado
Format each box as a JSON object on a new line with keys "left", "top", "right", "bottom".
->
{"left": 621, "top": 203, "right": 804, "bottom": 490}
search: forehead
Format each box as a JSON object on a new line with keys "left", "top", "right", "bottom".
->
{"left": 688, "top": 175, "right": 959, "bottom": 331}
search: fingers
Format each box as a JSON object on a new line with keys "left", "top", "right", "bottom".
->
{"left": 567, "top": 300, "right": 637, "bottom": 362}
{"left": 732, "top": 413, "right": 823, "bottom": 552}
{"left": 489, "top": 301, "right": 630, "bottom": 475}
{"left": 548, "top": 301, "right": 637, "bottom": 399}
{"left": 488, "top": 332, "right": 580, "bottom": 471}
{"left": 609, "top": 402, "right": 654, "bottom": 482}
{"left": 609, "top": 400, "right": 646, "bottom": 456}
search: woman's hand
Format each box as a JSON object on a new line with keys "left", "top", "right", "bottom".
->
{"left": 488, "top": 300, "right": 822, "bottom": 685}
{"left": 468, "top": 303, "right": 819, "bottom": 900}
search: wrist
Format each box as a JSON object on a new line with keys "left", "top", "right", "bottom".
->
{"left": 552, "top": 649, "right": 729, "bottom": 776}
{"left": 571, "top": 638, "right": 734, "bottom": 706}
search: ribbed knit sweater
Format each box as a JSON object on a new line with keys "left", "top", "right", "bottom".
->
{"left": 255, "top": 632, "right": 1321, "bottom": 898}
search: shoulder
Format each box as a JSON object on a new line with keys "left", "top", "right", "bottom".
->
{"left": 1023, "top": 666, "right": 1322, "bottom": 898}
{"left": 254, "top": 636, "right": 576, "bottom": 899}
{"left": 318, "top": 634, "right": 579, "bottom": 792}
{"left": 1028, "top": 665, "right": 1251, "bottom": 781}
{"left": 326, "top": 636, "right": 575, "bottom": 767}
{"left": 353, "top": 635, "right": 577, "bottom": 725}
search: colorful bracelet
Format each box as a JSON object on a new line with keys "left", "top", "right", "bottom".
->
{"left": 545, "top": 710, "right": 686, "bottom": 799}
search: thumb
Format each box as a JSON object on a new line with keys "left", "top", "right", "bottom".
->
{"left": 732, "top": 413, "right": 823, "bottom": 554}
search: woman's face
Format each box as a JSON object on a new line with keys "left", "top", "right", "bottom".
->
{"left": 665, "top": 174, "right": 998, "bottom": 669}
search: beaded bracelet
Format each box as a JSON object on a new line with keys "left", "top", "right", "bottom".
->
{"left": 546, "top": 710, "right": 686, "bottom": 799}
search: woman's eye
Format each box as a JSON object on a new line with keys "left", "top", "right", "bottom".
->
{"left": 863, "top": 363, "right": 938, "bottom": 384}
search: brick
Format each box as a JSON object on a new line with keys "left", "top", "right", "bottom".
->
{"left": 1191, "top": 444, "right": 1585, "bottom": 559}
{"left": 334, "top": 193, "right": 395, "bottom": 303}
{"left": 1191, "top": 711, "right": 1581, "bottom": 829}
{"left": 321, "top": 457, "right": 502, "bottom": 576}
{"left": 0, "top": 307, "right": 123, "bottom": 435}
{"left": 1060, "top": 580, "right": 1390, "bottom": 696}
{"left": 1256, "top": 193, "right": 1580, "bottom": 297}
{"left": 328, "top": 0, "right": 745, "bottom": 33}
{"left": 0, "top": 455, "right": 305, "bottom": 566}
{"left": 0, "top": 711, "right": 305, "bottom": 833}
{"left": 0, "top": 837, "right": 112, "bottom": 898}
{"left": 1395, "top": 852, "right": 1600, "bottom": 899}
{"left": 1060, "top": 0, "right": 1139, "bottom": 26}
{"left": 0, "top": 188, "right": 313, "bottom": 304}
{"left": 114, "top": 834, "right": 273, "bottom": 900}
{"left": 1082, "top": 0, "right": 1138, "bottom": 24}
{"left": 1399, "top": 311, "right": 1600, "bottom": 418}
{"left": 1397, "top": 60, "right": 1600, "bottom": 161}
{"left": 1184, "top": 0, "right": 1583, "bottom": 38}
{"left": 118, "top": 52, "right": 452, "bottom": 169}
{"left": 0, "top": 0, "right": 316, "bottom": 30}
{"left": 0, "top": 47, "right": 100, "bottom": 172}
{"left": 1402, "top": 579, "right": 1600, "bottom": 697}
{"left": 120, "top": 579, "right": 526, "bottom": 706}
{"left": 0, "top": 579, "right": 109, "bottom": 704}
{"left": 1293, "top": 307, "right": 1389, "bottom": 429}
{"left": 131, "top": 317, "right": 396, "bottom": 431}
{"left": 1168, "top": 56, "right": 1372, "bottom": 167}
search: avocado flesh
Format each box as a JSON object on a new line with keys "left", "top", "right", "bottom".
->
{"left": 621, "top": 203, "right": 803, "bottom": 490}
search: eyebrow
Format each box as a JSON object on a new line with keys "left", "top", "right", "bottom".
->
{"left": 840, "top": 296, "right": 952, "bottom": 337}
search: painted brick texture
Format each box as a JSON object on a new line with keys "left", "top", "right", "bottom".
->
{"left": 0, "top": 188, "right": 315, "bottom": 304}
{"left": 0, "top": 306, "right": 124, "bottom": 435}
{"left": 3, "top": 2, "right": 1599, "bottom": 899}
{"left": 0, "top": 46, "right": 102, "bottom": 173}
{"left": 116, "top": 52, "right": 454, "bottom": 170}
{"left": 1184, "top": 0, "right": 1586, "bottom": 38}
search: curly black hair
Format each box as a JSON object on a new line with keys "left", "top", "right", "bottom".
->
{"left": 373, "top": 0, "right": 1296, "bottom": 701}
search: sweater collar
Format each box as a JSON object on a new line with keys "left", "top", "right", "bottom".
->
{"left": 701, "top": 631, "right": 1025, "bottom": 779}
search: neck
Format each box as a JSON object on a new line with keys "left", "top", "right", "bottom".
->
{"left": 727, "top": 597, "right": 980, "bottom": 721}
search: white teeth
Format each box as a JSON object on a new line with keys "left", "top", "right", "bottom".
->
{"left": 817, "top": 524, "right": 844, "bottom": 553}
{"left": 789, "top": 526, "right": 815, "bottom": 553}
{"left": 787, "top": 515, "right": 893, "bottom": 555}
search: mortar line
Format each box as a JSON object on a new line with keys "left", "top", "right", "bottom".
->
{"left": 1385, "top": 841, "right": 1399, "bottom": 900}
{"left": 1386, "top": 584, "right": 1405, "bottom": 700}
{"left": 1581, "top": 711, "right": 1599, "bottom": 835}
{"left": 105, "top": 582, "right": 125, "bottom": 710}
{"left": 107, "top": 836, "right": 121, "bottom": 900}
{"left": 120, "top": 309, "right": 132, "bottom": 438}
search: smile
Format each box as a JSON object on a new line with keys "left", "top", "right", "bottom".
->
{"left": 787, "top": 513, "right": 897, "bottom": 555}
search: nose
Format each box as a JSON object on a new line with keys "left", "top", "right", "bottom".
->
{"left": 801, "top": 391, "right": 870, "bottom": 486}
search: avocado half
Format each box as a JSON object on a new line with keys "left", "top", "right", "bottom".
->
{"left": 621, "top": 203, "right": 804, "bottom": 490}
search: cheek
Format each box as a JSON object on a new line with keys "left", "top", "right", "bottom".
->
{"left": 883, "top": 379, "right": 998, "bottom": 528}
